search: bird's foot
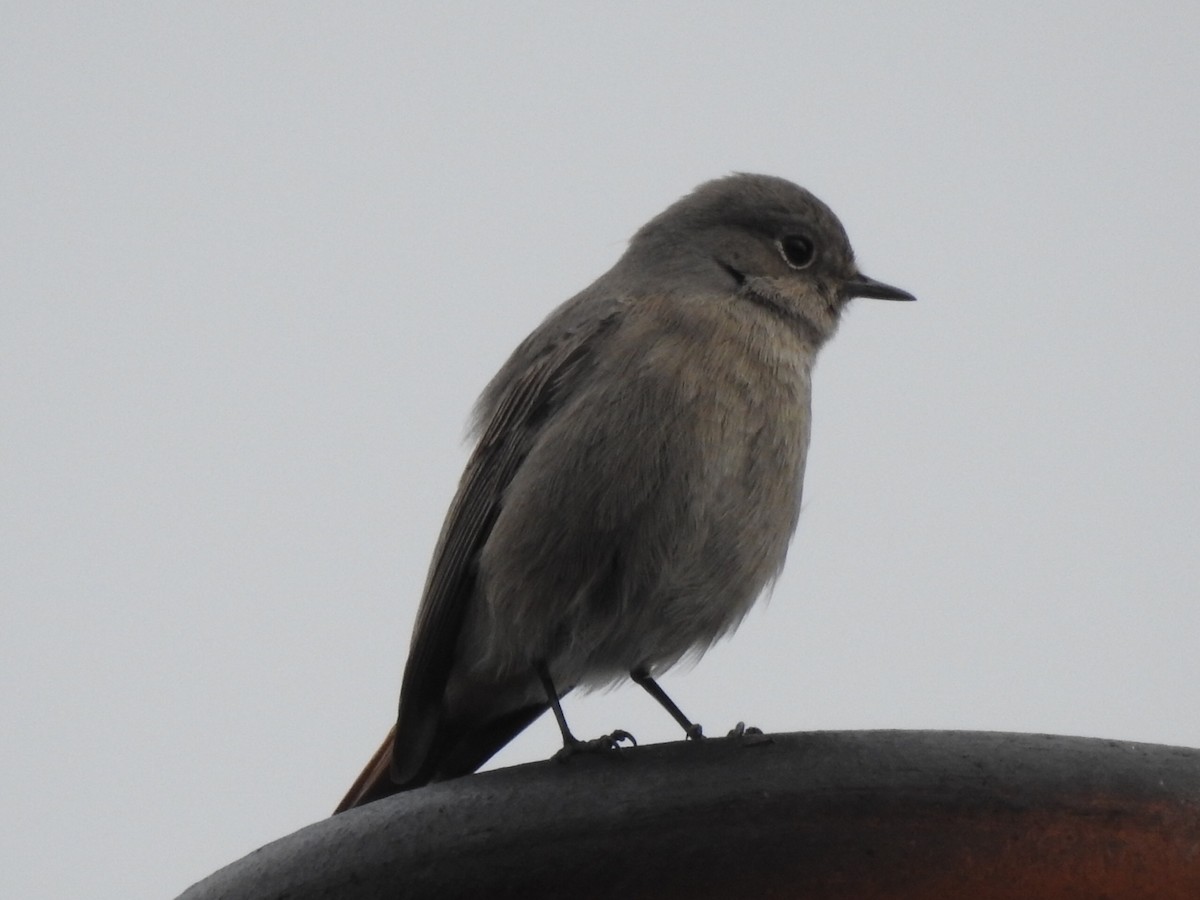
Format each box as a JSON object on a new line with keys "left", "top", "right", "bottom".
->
{"left": 684, "top": 722, "right": 705, "bottom": 741}
{"left": 553, "top": 729, "right": 637, "bottom": 763}
{"left": 726, "top": 722, "right": 772, "bottom": 745}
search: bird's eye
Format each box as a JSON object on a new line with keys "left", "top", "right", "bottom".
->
{"left": 777, "top": 235, "right": 816, "bottom": 270}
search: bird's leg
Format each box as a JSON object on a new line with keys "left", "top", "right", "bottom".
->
{"left": 535, "top": 661, "right": 635, "bottom": 761}
{"left": 536, "top": 660, "right": 581, "bottom": 745}
{"left": 631, "top": 668, "right": 704, "bottom": 740}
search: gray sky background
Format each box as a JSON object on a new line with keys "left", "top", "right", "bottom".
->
{"left": 4, "top": 4, "right": 1199, "bottom": 897}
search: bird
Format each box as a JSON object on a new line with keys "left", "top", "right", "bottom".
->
{"left": 334, "top": 173, "right": 914, "bottom": 813}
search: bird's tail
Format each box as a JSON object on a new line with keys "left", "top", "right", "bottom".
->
{"left": 332, "top": 702, "right": 552, "bottom": 814}
{"left": 333, "top": 726, "right": 399, "bottom": 814}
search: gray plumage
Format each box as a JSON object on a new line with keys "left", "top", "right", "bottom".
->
{"left": 335, "top": 173, "right": 913, "bottom": 811}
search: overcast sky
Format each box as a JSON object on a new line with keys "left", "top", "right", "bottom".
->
{"left": 4, "top": 4, "right": 1199, "bottom": 898}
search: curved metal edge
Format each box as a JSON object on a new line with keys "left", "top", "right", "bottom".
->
{"left": 177, "top": 731, "right": 1200, "bottom": 900}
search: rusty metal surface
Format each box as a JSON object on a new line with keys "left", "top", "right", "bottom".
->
{"left": 177, "top": 731, "right": 1200, "bottom": 899}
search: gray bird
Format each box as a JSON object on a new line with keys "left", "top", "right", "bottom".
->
{"left": 335, "top": 173, "right": 914, "bottom": 812}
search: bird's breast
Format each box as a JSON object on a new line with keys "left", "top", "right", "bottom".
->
{"left": 469, "top": 294, "right": 816, "bottom": 684}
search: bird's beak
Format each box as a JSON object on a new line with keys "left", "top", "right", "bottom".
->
{"left": 843, "top": 273, "right": 916, "bottom": 302}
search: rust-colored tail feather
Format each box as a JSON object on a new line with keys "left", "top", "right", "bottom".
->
{"left": 333, "top": 726, "right": 399, "bottom": 814}
{"left": 333, "top": 702, "right": 552, "bottom": 814}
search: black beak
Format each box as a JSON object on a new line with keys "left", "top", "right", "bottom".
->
{"left": 843, "top": 273, "right": 916, "bottom": 302}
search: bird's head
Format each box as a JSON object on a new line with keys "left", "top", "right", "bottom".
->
{"left": 623, "top": 173, "right": 914, "bottom": 343}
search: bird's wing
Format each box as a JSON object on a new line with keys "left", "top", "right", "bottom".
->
{"left": 396, "top": 310, "right": 621, "bottom": 780}
{"left": 335, "top": 307, "right": 621, "bottom": 811}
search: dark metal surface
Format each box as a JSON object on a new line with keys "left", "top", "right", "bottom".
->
{"left": 178, "top": 731, "right": 1200, "bottom": 899}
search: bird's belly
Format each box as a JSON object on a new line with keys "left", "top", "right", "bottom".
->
{"left": 466, "top": 310, "right": 814, "bottom": 689}
{"left": 469, "top": 408, "right": 808, "bottom": 689}
{"left": 564, "top": 445, "right": 805, "bottom": 687}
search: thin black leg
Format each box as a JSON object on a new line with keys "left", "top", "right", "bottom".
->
{"left": 535, "top": 660, "right": 579, "bottom": 746}
{"left": 535, "top": 660, "right": 636, "bottom": 759}
{"left": 631, "top": 668, "right": 704, "bottom": 740}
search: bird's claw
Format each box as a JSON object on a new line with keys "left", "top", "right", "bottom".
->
{"left": 603, "top": 729, "right": 638, "bottom": 749}
{"left": 553, "top": 729, "right": 637, "bottom": 763}
{"left": 726, "top": 721, "right": 771, "bottom": 745}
